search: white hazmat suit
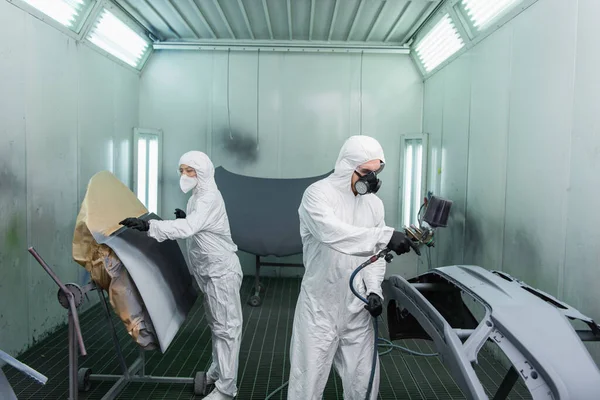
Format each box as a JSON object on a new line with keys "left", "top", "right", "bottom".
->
{"left": 288, "top": 136, "right": 395, "bottom": 400}
{"left": 147, "top": 151, "right": 243, "bottom": 399}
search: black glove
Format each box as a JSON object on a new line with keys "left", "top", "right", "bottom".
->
{"left": 174, "top": 208, "right": 186, "bottom": 219}
{"left": 364, "top": 293, "right": 383, "bottom": 317}
{"left": 387, "top": 230, "right": 420, "bottom": 256}
{"left": 119, "top": 217, "right": 150, "bottom": 231}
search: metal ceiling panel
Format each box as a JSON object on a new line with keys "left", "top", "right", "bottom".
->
{"left": 139, "top": 0, "right": 182, "bottom": 39}
{"left": 240, "top": 0, "right": 271, "bottom": 39}
{"left": 114, "top": 0, "right": 441, "bottom": 45}
{"left": 329, "top": 0, "right": 363, "bottom": 41}
{"left": 310, "top": 0, "right": 333, "bottom": 40}
{"left": 265, "top": 0, "right": 289, "bottom": 39}
{"left": 385, "top": 1, "right": 438, "bottom": 42}
{"left": 348, "top": 0, "right": 385, "bottom": 41}
{"left": 290, "top": 0, "right": 312, "bottom": 40}
{"left": 170, "top": 0, "right": 215, "bottom": 38}
{"left": 195, "top": 0, "right": 237, "bottom": 38}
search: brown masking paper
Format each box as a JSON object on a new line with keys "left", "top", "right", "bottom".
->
{"left": 72, "top": 171, "right": 158, "bottom": 350}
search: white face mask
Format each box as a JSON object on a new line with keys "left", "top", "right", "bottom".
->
{"left": 180, "top": 175, "right": 197, "bottom": 193}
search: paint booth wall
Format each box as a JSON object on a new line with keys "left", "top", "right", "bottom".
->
{"left": 423, "top": 0, "right": 600, "bottom": 363}
{"left": 139, "top": 50, "right": 424, "bottom": 278}
{"left": 0, "top": 1, "right": 139, "bottom": 356}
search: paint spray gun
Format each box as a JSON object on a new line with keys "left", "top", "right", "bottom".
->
{"left": 403, "top": 194, "right": 453, "bottom": 251}
{"left": 350, "top": 194, "right": 454, "bottom": 281}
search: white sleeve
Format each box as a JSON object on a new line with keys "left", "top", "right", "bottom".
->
{"left": 147, "top": 194, "right": 215, "bottom": 242}
{"left": 362, "top": 208, "right": 387, "bottom": 298}
{"left": 299, "top": 185, "right": 394, "bottom": 257}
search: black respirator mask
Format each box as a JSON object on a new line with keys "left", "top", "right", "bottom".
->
{"left": 354, "top": 163, "right": 384, "bottom": 195}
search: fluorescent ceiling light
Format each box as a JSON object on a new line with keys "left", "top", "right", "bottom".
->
{"left": 87, "top": 9, "right": 150, "bottom": 69}
{"left": 462, "top": 0, "right": 523, "bottom": 30}
{"left": 414, "top": 14, "right": 465, "bottom": 73}
{"left": 22, "top": 0, "right": 92, "bottom": 31}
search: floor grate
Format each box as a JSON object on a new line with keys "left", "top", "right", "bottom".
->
{"left": 5, "top": 277, "right": 531, "bottom": 399}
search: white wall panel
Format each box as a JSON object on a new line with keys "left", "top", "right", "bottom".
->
{"left": 139, "top": 51, "right": 211, "bottom": 216}
{"left": 502, "top": 0, "right": 576, "bottom": 294}
{"left": 25, "top": 16, "right": 80, "bottom": 344}
{"left": 212, "top": 51, "right": 267, "bottom": 177}
{"left": 423, "top": 0, "right": 578, "bottom": 293}
{"left": 423, "top": 72, "right": 444, "bottom": 199}
{"left": 463, "top": 28, "right": 512, "bottom": 271}
{"left": 0, "top": 1, "right": 139, "bottom": 355}
{"left": 113, "top": 61, "right": 140, "bottom": 188}
{"left": 422, "top": 72, "right": 444, "bottom": 270}
{"left": 564, "top": 0, "right": 600, "bottom": 361}
{"left": 78, "top": 46, "right": 116, "bottom": 201}
{"left": 256, "top": 53, "right": 285, "bottom": 177}
{"left": 275, "top": 53, "right": 358, "bottom": 178}
{"left": 435, "top": 56, "right": 471, "bottom": 268}
{"left": 140, "top": 51, "right": 423, "bottom": 277}
{"left": 0, "top": 1, "right": 28, "bottom": 354}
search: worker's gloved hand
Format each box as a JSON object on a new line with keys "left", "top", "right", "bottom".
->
{"left": 174, "top": 208, "right": 186, "bottom": 219}
{"left": 387, "top": 230, "right": 422, "bottom": 256}
{"left": 387, "top": 230, "right": 413, "bottom": 255}
{"left": 119, "top": 217, "right": 150, "bottom": 232}
{"left": 364, "top": 293, "right": 383, "bottom": 317}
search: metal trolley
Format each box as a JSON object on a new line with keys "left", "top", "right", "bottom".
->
{"left": 28, "top": 247, "right": 209, "bottom": 400}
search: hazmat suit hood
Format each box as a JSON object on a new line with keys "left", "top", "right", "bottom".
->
{"left": 178, "top": 151, "right": 218, "bottom": 193}
{"left": 329, "top": 135, "right": 386, "bottom": 193}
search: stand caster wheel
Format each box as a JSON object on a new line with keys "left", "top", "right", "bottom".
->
{"left": 248, "top": 295, "right": 262, "bottom": 307}
{"left": 194, "top": 371, "right": 207, "bottom": 396}
{"left": 78, "top": 368, "right": 92, "bottom": 392}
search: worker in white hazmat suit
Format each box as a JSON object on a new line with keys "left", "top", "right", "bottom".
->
{"left": 288, "top": 135, "right": 417, "bottom": 400}
{"left": 120, "top": 151, "right": 243, "bottom": 400}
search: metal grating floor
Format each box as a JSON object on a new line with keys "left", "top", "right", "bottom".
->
{"left": 5, "top": 277, "right": 532, "bottom": 399}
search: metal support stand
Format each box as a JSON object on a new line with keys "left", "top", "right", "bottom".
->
{"left": 68, "top": 310, "right": 77, "bottom": 400}
{"left": 28, "top": 247, "right": 209, "bottom": 400}
{"left": 493, "top": 366, "right": 519, "bottom": 400}
{"left": 248, "top": 255, "right": 263, "bottom": 307}
{"left": 96, "top": 288, "right": 128, "bottom": 378}
{"left": 247, "top": 255, "right": 304, "bottom": 307}
{"left": 89, "top": 290, "right": 209, "bottom": 399}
